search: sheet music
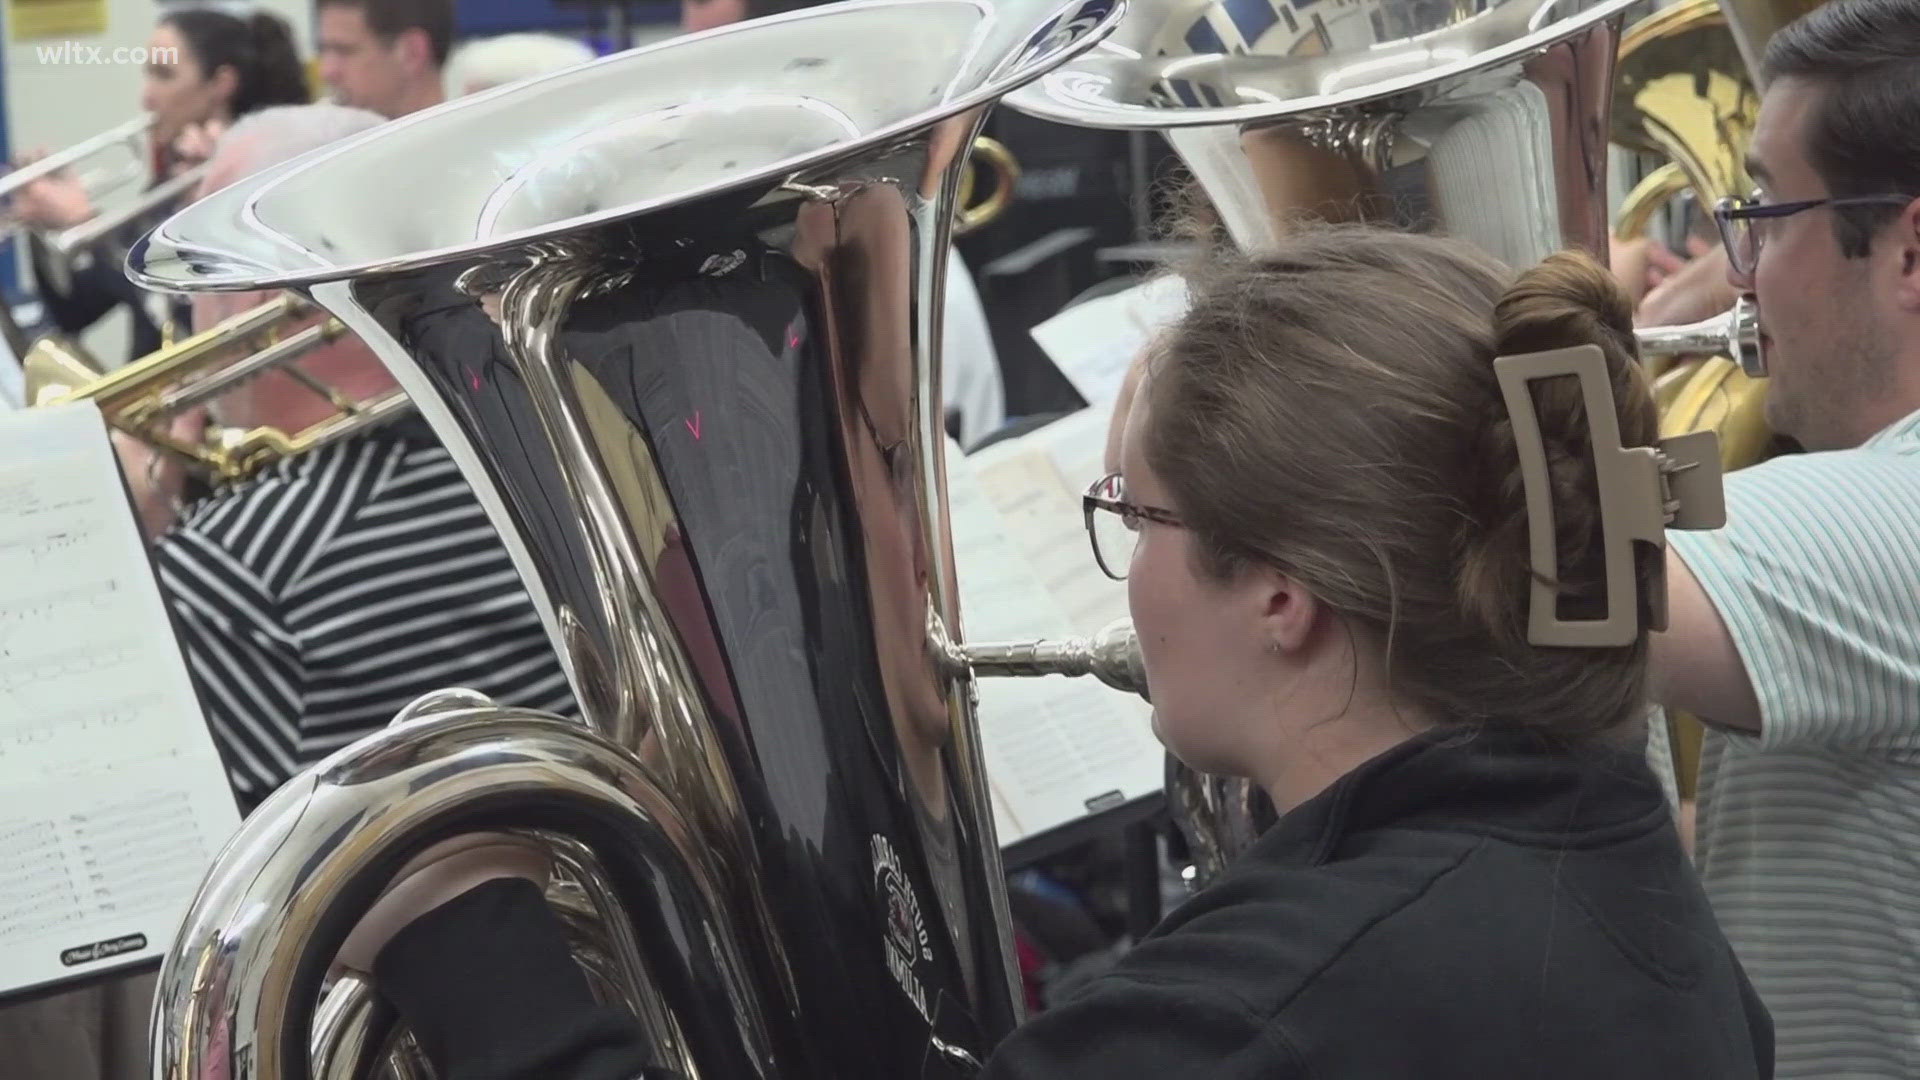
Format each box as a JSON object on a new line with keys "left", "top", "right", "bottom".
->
{"left": 0, "top": 403, "right": 238, "bottom": 998}
{"left": 1028, "top": 274, "right": 1189, "bottom": 409}
{"left": 947, "top": 423, "right": 1164, "bottom": 847}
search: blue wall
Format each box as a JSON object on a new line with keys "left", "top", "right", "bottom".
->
{"left": 457, "top": 0, "right": 677, "bottom": 39}
{"left": 0, "top": 35, "right": 17, "bottom": 301}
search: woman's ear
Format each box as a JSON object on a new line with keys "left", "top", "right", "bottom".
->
{"left": 1258, "top": 567, "right": 1319, "bottom": 655}
{"left": 210, "top": 63, "right": 240, "bottom": 105}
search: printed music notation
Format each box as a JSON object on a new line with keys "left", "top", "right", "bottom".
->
{"left": 947, "top": 421, "right": 1165, "bottom": 847}
{"left": 0, "top": 792, "right": 210, "bottom": 946}
{"left": 0, "top": 403, "right": 239, "bottom": 1000}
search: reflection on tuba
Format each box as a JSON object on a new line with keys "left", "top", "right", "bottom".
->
{"left": 130, "top": 0, "right": 1123, "bottom": 1075}
{"left": 1004, "top": 0, "right": 1645, "bottom": 266}
{"left": 24, "top": 294, "right": 405, "bottom": 482}
{"left": 1002, "top": 0, "right": 1773, "bottom": 879}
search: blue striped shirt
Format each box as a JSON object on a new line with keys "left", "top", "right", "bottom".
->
{"left": 1666, "top": 407, "right": 1920, "bottom": 1079}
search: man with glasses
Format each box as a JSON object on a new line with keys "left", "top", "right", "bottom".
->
{"left": 1649, "top": 1, "right": 1920, "bottom": 1074}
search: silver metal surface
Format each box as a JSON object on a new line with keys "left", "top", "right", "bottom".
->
{"left": 0, "top": 115, "right": 151, "bottom": 203}
{"left": 1637, "top": 297, "right": 1764, "bottom": 377}
{"left": 0, "top": 116, "right": 202, "bottom": 293}
{"left": 53, "top": 165, "right": 207, "bottom": 259}
{"left": 131, "top": 1, "right": 1123, "bottom": 1076}
{"left": 1004, "top": 0, "right": 1641, "bottom": 265}
{"left": 158, "top": 705, "right": 767, "bottom": 1079}
{"left": 954, "top": 618, "right": 1146, "bottom": 696}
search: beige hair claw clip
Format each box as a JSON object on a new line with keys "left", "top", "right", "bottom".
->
{"left": 1494, "top": 344, "right": 1726, "bottom": 648}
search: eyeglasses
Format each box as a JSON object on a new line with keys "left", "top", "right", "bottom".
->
{"left": 1713, "top": 192, "right": 1915, "bottom": 276}
{"left": 1082, "top": 472, "right": 1182, "bottom": 581}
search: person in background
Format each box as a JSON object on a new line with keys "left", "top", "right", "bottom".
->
{"left": 316, "top": 0, "right": 451, "bottom": 119}
{"left": 113, "top": 103, "right": 575, "bottom": 813}
{"left": 1620, "top": 1, "right": 1920, "bottom": 1074}
{"left": 442, "top": 31, "right": 596, "bottom": 98}
{"left": 330, "top": 226, "right": 1771, "bottom": 1079}
{"left": 9, "top": 6, "right": 308, "bottom": 361}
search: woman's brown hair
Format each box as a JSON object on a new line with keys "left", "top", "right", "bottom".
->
{"left": 1141, "top": 224, "right": 1659, "bottom": 740}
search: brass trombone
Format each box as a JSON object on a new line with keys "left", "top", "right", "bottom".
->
{"left": 27, "top": 293, "right": 409, "bottom": 482}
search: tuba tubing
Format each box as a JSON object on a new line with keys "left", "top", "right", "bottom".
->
{"left": 154, "top": 705, "right": 773, "bottom": 1080}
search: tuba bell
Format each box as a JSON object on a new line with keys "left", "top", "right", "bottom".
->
{"left": 130, "top": 0, "right": 1124, "bottom": 1075}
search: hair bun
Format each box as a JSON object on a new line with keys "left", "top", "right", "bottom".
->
{"left": 1491, "top": 249, "right": 1636, "bottom": 361}
{"left": 1456, "top": 247, "right": 1658, "bottom": 650}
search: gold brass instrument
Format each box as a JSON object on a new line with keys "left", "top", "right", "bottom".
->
{"left": 26, "top": 293, "right": 406, "bottom": 482}
{"left": 1611, "top": 0, "right": 1758, "bottom": 246}
{"left": 956, "top": 136, "right": 1021, "bottom": 234}
{"left": 130, "top": 1, "right": 1124, "bottom": 1075}
{"left": 1609, "top": 0, "right": 1758, "bottom": 429}
{"left": 1721, "top": 0, "right": 1826, "bottom": 85}
{"left": 1609, "top": 0, "right": 1824, "bottom": 799}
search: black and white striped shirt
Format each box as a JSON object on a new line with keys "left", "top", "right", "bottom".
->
{"left": 155, "top": 415, "right": 575, "bottom": 810}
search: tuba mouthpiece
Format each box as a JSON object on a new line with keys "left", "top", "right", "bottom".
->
{"left": 1635, "top": 297, "right": 1765, "bottom": 377}
{"left": 945, "top": 618, "right": 1149, "bottom": 699}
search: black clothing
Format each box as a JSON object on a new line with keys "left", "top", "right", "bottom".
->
{"left": 379, "top": 728, "right": 1773, "bottom": 1079}
{"left": 30, "top": 232, "right": 165, "bottom": 359}
{"left": 27, "top": 181, "right": 186, "bottom": 363}
{"left": 378, "top": 880, "right": 653, "bottom": 1080}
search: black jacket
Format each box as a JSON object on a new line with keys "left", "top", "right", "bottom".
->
{"left": 27, "top": 179, "right": 185, "bottom": 363}
{"left": 378, "top": 728, "right": 1772, "bottom": 1079}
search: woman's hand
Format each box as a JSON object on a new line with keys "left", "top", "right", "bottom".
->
{"left": 9, "top": 150, "right": 94, "bottom": 229}
{"left": 333, "top": 832, "right": 553, "bottom": 975}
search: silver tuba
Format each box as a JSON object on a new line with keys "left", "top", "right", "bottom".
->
{"left": 1000, "top": 0, "right": 1760, "bottom": 881}
{"left": 129, "top": 0, "right": 1126, "bottom": 1075}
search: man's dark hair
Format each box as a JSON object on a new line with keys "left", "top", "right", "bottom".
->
{"left": 1765, "top": 0, "right": 1920, "bottom": 256}
{"left": 318, "top": 0, "right": 454, "bottom": 66}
